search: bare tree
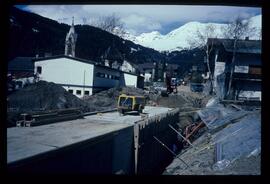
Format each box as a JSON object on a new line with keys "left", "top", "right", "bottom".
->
{"left": 89, "top": 13, "right": 126, "bottom": 37}
{"left": 223, "top": 16, "right": 256, "bottom": 98}
{"left": 188, "top": 24, "right": 217, "bottom": 94}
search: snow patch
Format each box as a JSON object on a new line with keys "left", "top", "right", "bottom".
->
{"left": 32, "top": 28, "right": 39, "bottom": 33}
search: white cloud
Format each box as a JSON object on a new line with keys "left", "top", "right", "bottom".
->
{"left": 121, "top": 14, "right": 162, "bottom": 35}
{"left": 22, "top": 5, "right": 261, "bottom": 35}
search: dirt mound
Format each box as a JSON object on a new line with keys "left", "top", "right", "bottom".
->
{"left": 82, "top": 86, "right": 146, "bottom": 111}
{"left": 7, "top": 81, "right": 92, "bottom": 127}
{"left": 149, "top": 90, "right": 211, "bottom": 129}
{"left": 7, "top": 83, "right": 148, "bottom": 127}
{"left": 8, "top": 81, "right": 91, "bottom": 112}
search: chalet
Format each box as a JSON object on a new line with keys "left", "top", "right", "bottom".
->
{"left": 207, "top": 38, "right": 261, "bottom": 101}
{"left": 34, "top": 55, "right": 144, "bottom": 98}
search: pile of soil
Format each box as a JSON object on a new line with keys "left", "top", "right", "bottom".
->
{"left": 7, "top": 80, "right": 210, "bottom": 129}
{"left": 151, "top": 91, "right": 211, "bottom": 129}
{"left": 7, "top": 82, "right": 148, "bottom": 127}
{"left": 82, "top": 86, "right": 147, "bottom": 112}
{"left": 8, "top": 81, "right": 91, "bottom": 111}
{"left": 7, "top": 81, "right": 92, "bottom": 127}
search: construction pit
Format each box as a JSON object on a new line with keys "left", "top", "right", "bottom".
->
{"left": 7, "top": 82, "right": 261, "bottom": 175}
{"left": 8, "top": 106, "right": 180, "bottom": 175}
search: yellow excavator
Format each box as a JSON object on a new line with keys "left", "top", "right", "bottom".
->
{"left": 117, "top": 94, "right": 145, "bottom": 115}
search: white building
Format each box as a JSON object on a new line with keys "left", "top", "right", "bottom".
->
{"left": 34, "top": 55, "right": 144, "bottom": 98}
{"left": 120, "top": 60, "right": 136, "bottom": 73}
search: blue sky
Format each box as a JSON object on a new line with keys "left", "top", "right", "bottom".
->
{"left": 17, "top": 5, "right": 261, "bottom": 35}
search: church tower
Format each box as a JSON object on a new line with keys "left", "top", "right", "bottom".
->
{"left": 65, "top": 17, "right": 77, "bottom": 57}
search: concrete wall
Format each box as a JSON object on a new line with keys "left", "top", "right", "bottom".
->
{"left": 8, "top": 126, "right": 134, "bottom": 174}
{"left": 8, "top": 109, "right": 180, "bottom": 175}
{"left": 134, "top": 108, "right": 180, "bottom": 174}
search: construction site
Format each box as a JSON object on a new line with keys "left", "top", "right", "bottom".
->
{"left": 6, "top": 7, "right": 261, "bottom": 175}
{"left": 7, "top": 80, "right": 261, "bottom": 175}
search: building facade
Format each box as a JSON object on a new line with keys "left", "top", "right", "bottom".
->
{"left": 207, "top": 38, "right": 261, "bottom": 101}
{"left": 138, "top": 62, "right": 180, "bottom": 83}
{"left": 34, "top": 55, "right": 143, "bottom": 98}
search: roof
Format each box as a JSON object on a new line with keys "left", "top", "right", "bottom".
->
{"left": 8, "top": 57, "right": 34, "bottom": 72}
{"left": 33, "top": 55, "right": 96, "bottom": 65}
{"left": 208, "top": 38, "right": 261, "bottom": 54}
{"left": 33, "top": 55, "right": 141, "bottom": 77}
{"left": 10, "top": 72, "right": 34, "bottom": 79}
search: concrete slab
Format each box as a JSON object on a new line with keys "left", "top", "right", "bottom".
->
{"left": 8, "top": 106, "right": 172, "bottom": 164}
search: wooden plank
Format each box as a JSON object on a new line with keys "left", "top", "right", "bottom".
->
{"left": 133, "top": 123, "right": 139, "bottom": 174}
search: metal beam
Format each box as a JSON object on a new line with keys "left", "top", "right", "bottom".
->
{"left": 153, "top": 136, "right": 189, "bottom": 169}
{"left": 168, "top": 124, "right": 195, "bottom": 148}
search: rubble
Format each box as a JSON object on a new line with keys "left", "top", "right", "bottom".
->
{"left": 151, "top": 86, "right": 211, "bottom": 129}
{"left": 163, "top": 99, "right": 261, "bottom": 175}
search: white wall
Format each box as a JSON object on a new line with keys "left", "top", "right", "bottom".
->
{"left": 124, "top": 73, "right": 137, "bottom": 87}
{"left": 234, "top": 66, "right": 249, "bottom": 73}
{"left": 35, "top": 58, "right": 94, "bottom": 87}
{"left": 121, "top": 60, "right": 135, "bottom": 73}
{"left": 144, "top": 73, "right": 152, "bottom": 82}
{"left": 213, "top": 61, "right": 225, "bottom": 88}
{"left": 239, "top": 91, "right": 261, "bottom": 101}
{"left": 35, "top": 58, "right": 94, "bottom": 98}
{"left": 63, "top": 86, "right": 92, "bottom": 98}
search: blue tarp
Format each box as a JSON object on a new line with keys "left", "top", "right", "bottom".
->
{"left": 197, "top": 100, "right": 261, "bottom": 171}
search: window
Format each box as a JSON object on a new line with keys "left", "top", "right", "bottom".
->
{"left": 84, "top": 91, "right": 90, "bottom": 95}
{"left": 37, "top": 66, "right": 42, "bottom": 74}
{"left": 68, "top": 89, "right": 73, "bottom": 94}
{"left": 76, "top": 90, "right": 81, "bottom": 95}
{"left": 249, "top": 66, "right": 261, "bottom": 75}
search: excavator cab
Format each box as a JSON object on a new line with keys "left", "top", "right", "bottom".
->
{"left": 117, "top": 94, "right": 145, "bottom": 115}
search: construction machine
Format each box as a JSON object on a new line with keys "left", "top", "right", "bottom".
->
{"left": 117, "top": 94, "right": 146, "bottom": 115}
{"left": 165, "top": 73, "right": 178, "bottom": 94}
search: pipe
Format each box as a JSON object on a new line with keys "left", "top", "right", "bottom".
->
{"left": 168, "top": 124, "right": 195, "bottom": 148}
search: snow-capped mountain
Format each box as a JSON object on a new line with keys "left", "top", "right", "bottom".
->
{"left": 124, "top": 15, "right": 261, "bottom": 52}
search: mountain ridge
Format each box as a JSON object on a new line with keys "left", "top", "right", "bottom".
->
{"left": 8, "top": 6, "right": 166, "bottom": 65}
{"left": 124, "top": 15, "right": 261, "bottom": 52}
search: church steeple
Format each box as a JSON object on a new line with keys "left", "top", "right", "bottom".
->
{"left": 65, "top": 17, "right": 77, "bottom": 57}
